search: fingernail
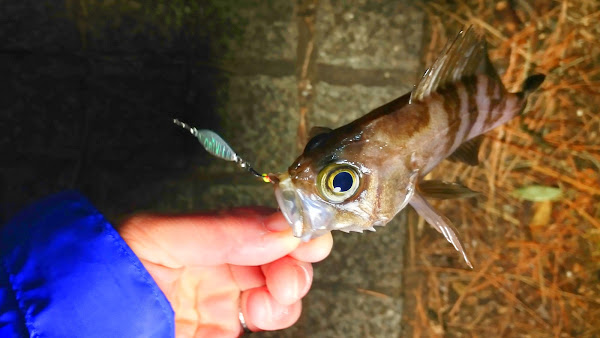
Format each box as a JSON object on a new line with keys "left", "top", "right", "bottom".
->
{"left": 258, "top": 289, "right": 273, "bottom": 318}
{"left": 263, "top": 212, "right": 290, "bottom": 232}
{"left": 293, "top": 264, "right": 311, "bottom": 299}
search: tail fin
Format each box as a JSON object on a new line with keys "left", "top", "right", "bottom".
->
{"left": 520, "top": 74, "right": 545, "bottom": 98}
{"left": 517, "top": 74, "right": 547, "bottom": 142}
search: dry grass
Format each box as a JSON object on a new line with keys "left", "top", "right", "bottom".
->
{"left": 404, "top": 0, "right": 600, "bottom": 336}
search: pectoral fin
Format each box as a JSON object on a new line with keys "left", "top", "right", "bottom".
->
{"left": 308, "top": 126, "right": 333, "bottom": 138}
{"left": 409, "top": 193, "right": 473, "bottom": 268}
{"left": 304, "top": 126, "right": 333, "bottom": 152}
{"left": 418, "top": 180, "right": 480, "bottom": 200}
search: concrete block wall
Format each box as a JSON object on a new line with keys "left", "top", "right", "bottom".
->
{"left": 2, "top": 1, "right": 425, "bottom": 336}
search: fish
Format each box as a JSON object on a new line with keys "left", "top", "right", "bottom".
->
{"left": 273, "top": 27, "right": 545, "bottom": 268}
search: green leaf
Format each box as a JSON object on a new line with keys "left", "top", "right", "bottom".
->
{"left": 513, "top": 185, "right": 562, "bottom": 202}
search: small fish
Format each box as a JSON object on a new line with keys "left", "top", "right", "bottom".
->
{"left": 273, "top": 27, "right": 545, "bottom": 268}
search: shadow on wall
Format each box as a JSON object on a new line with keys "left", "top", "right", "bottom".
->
{"left": 0, "top": 0, "right": 252, "bottom": 222}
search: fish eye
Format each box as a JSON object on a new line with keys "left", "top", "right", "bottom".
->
{"left": 317, "top": 164, "right": 360, "bottom": 203}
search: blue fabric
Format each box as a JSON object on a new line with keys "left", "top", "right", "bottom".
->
{"left": 0, "top": 192, "right": 174, "bottom": 337}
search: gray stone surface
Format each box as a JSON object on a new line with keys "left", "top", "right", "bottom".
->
{"left": 317, "top": 0, "right": 422, "bottom": 71}
{"left": 2, "top": 1, "right": 424, "bottom": 337}
{"left": 218, "top": 75, "right": 300, "bottom": 174}
{"left": 219, "top": 1, "right": 298, "bottom": 61}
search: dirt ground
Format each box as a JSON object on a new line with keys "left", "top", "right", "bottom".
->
{"left": 402, "top": 1, "right": 600, "bottom": 336}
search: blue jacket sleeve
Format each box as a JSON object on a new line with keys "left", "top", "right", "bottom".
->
{"left": 0, "top": 191, "right": 174, "bottom": 337}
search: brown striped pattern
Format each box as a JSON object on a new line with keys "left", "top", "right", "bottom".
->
{"left": 377, "top": 97, "right": 431, "bottom": 139}
{"left": 434, "top": 75, "right": 481, "bottom": 155}
{"left": 438, "top": 84, "right": 462, "bottom": 154}
{"left": 463, "top": 74, "right": 511, "bottom": 140}
{"left": 464, "top": 76, "right": 480, "bottom": 136}
{"left": 483, "top": 76, "right": 506, "bottom": 127}
{"left": 431, "top": 73, "right": 519, "bottom": 160}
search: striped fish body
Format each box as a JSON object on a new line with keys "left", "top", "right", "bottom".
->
{"left": 274, "top": 27, "right": 544, "bottom": 267}
{"left": 370, "top": 73, "right": 523, "bottom": 176}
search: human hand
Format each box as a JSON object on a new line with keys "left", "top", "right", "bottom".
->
{"left": 118, "top": 207, "right": 333, "bottom": 337}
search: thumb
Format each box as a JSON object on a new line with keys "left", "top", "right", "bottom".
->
{"left": 119, "top": 209, "right": 301, "bottom": 268}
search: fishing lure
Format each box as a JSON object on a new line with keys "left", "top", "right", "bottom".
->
{"left": 175, "top": 27, "right": 544, "bottom": 268}
{"left": 173, "top": 119, "right": 272, "bottom": 183}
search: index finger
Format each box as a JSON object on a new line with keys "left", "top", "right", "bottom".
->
{"left": 120, "top": 209, "right": 302, "bottom": 267}
{"left": 265, "top": 213, "right": 334, "bottom": 263}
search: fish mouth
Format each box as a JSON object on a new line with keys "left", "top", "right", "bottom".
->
{"left": 274, "top": 174, "right": 335, "bottom": 241}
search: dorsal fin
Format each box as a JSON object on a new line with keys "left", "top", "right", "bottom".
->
{"left": 410, "top": 26, "right": 498, "bottom": 103}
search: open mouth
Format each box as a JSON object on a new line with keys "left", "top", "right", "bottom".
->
{"left": 274, "top": 174, "right": 334, "bottom": 241}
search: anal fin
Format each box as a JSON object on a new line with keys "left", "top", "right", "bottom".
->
{"left": 447, "top": 135, "right": 483, "bottom": 166}
{"left": 409, "top": 193, "right": 473, "bottom": 268}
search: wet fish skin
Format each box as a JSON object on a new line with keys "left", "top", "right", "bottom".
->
{"left": 274, "top": 27, "right": 544, "bottom": 267}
